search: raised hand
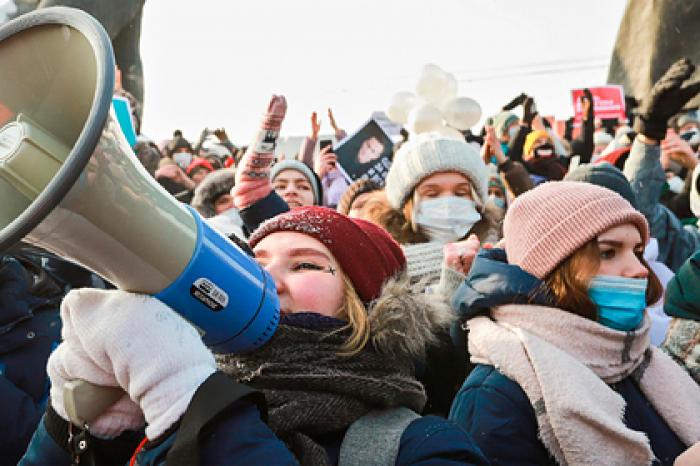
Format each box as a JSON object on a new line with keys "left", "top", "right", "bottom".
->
{"left": 310, "top": 111, "right": 321, "bottom": 139}
{"left": 233, "top": 95, "right": 287, "bottom": 209}
{"left": 635, "top": 58, "right": 700, "bottom": 141}
{"left": 502, "top": 93, "right": 528, "bottom": 111}
{"left": 443, "top": 234, "right": 481, "bottom": 275}
{"left": 328, "top": 108, "right": 339, "bottom": 132}
{"left": 314, "top": 145, "right": 338, "bottom": 179}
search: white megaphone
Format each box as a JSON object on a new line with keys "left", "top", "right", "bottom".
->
{"left": 0, "top": 7, "right": 279, "bottom": 354}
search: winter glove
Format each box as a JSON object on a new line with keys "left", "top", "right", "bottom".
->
{"left": 233, "top": 95, "right": 287, "bottom": 209}
{"left": 634, "top": 58, "right": 700, "bottom": 141}
{"left": 522, "top": 97, "right": 538, "bottom": 125}
{"left": 49, "top": 289, "right": 216, "bottom": 440}
{"left": 502, "top": 92, "right": 528, "bottom": 111}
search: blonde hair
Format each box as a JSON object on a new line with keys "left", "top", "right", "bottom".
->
{"left": 335, "top": 274, "right": 371, "bottom": 357}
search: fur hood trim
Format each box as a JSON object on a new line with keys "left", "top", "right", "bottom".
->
{"left": 368, "top": 273, "right": 455, "bottom": 361}
{"left": 191, "top": 168, "right": 236, "bottom": 218}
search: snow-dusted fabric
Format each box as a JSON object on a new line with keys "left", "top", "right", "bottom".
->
{"left": 48, "top": 289, "right": 216, "bottom": 440}
{"left": 249, "top": 206, "right": 405, "bottom": 302}
{"left": 468, "top": 304, "right": 700, "bottom": 466}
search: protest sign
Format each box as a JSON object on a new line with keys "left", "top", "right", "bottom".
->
{"left": 571, "top": 86, "right": 626, "bottom": 122}
{"left": 334, "top": 117, "right": 394, "bottom": 185}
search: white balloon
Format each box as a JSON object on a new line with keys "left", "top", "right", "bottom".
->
{"left": 416, "top": 64, "right": 448, "bottom": 107}
{"left": 386, "top": 91, "right": 418, "bottom": 125}
{"left": 442, "top": 97, "right": 482, "bottom": 130}
{"left": 435, "top": 125, "right": 465, "bottom": 141}
{"left": 440, "top": 73, "right": 458, "bottom": 108}
{"left": 407, "top": 103, "right": 443, "bottom": 134}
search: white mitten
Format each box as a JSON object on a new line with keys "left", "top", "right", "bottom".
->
{"left": 48, "top": 337, "right": 145, "bottom": 438}
{"left": 56, "top": 288, "right": 217, "bottom": 440}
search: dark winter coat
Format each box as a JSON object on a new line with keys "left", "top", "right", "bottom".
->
{"left": 447, "top": 249, "right": 686, "bottom": 466}
{"left": 238, "top": 190, "right": 290, "bottom": 236}
{"left": 0, "top": 254, "right": 63, "bottom": 464}
{"left": 21, "top": 389, "right": 488, "bottom": 466}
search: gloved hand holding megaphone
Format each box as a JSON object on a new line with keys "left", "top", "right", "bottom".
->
{"left": 0, "top": 7, "right": 283, "bottom": 456}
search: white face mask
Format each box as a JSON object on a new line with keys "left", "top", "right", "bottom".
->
{"left": 413, "top": 196, "right": 482, "bottom": 244}
{"left": 507, "top": 125, "right": 519, "bottom": 140}
{"left": 667, "top": 175, "right": 685, "bottom": 194}
{"left": 173, "top": 151, "right": 192, "bottom": 169}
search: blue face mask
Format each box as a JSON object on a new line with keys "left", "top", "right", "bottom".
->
{"left": 488, "top": 194, "right": 506, "bottom": 209}
{"left": 588, "top": 275, "right": 647, "bottom": 331}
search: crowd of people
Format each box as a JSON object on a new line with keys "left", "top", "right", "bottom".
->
{"left": 3, "top": 55, "right": 700, "bottom": 465}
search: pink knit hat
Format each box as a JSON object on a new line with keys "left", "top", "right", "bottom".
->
{"left": 503, "top": 181, "right": 649, "bottom": 279}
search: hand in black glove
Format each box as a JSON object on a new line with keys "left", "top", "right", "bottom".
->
{"left": 635, "top": 58, "right": 700, "bottom": 141}
{"left": 523, "top": 97, "right": 538, "bottom": 125}
{"left": 502, "top": 93, "right": 528, "bottom": 111}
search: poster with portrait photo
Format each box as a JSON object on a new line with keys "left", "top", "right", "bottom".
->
{"left": 334, "top": 117, "right": 394, "bottom": 186}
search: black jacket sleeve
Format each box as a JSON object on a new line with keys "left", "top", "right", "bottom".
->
{"left": 239, "top": 191, "right": 290, "bottom": 236}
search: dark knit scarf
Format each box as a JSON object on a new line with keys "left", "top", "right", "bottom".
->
{"left": 216, "top": 313, "right": 427, "bottom": 466}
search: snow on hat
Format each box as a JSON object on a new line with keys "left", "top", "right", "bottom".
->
{"left": 504, "top": 181, "right": 649, "bottom": 279}
{"left": 270, "top": 159, "right": 321, "bottom": 205}
{"left": 249, "top": 206, "right": 406, "bottom": 303}
{"left": 191, "top": 168, "right": 236, "bottom": 218}
{"left": 493, "top": 111, "right": 519, "bottom": 139}
{"left": 384, "top": 133, "right": 488, "bottom": 209}
{"left": 564, "top": 162, "right": 639, "bottom": 210}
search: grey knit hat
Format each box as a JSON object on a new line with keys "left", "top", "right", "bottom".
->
{"left": 270, "top": 159, "right": 321, "bottom": 205}
{"left": 493, "top": 111, "right": 519, "bottom": 139}
{"left": 191, "top": 168, "right": 236, "bottom": 218}
{"left": 384, "top": 133, "right": 489, "bottom": 209}
{"left": 564, "top": 162, "right": 639, "bottom": 210}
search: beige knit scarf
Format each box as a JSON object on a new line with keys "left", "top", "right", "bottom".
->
{"left": 468, "top": 304, "right": 700, "bottom": 466}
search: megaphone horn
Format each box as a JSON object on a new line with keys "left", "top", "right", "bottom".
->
{"left": 0, "top": 7, "right": 279, "bottom": 353}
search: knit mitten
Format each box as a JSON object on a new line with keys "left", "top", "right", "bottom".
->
{"left": 233, "top": 95, "right": 287, "bottom": 209}
{"left": 54, "top": 289, "right": 216, "bottom": 440}
{"left": 48, "top": 340, "right": 145, "bottom": 439}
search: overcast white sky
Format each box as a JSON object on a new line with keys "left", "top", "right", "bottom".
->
{"left": 139, "top": 0, "right": 627, "bottom": 144}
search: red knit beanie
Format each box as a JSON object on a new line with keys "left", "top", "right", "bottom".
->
{"left": 504, "top": 181, "right": 649, "bottom": 279}
{"left": 248, "top": 206, "right": 406, "bottom": 302}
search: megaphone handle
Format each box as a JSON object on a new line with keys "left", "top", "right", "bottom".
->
{"left": 62, "top": 379, "right": 126, "bottom": 428}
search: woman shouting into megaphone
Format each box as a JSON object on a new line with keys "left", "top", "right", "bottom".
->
{"left": 20, "top": 97, "right": 487, "bottom": 466}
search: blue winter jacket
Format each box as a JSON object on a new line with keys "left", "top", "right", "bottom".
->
{"left": 21, "top": 376, "right": 489, "bottom": 465}
{"left": 624, "top": 138, "right": 700, "bottom": 271}
{"left": 0, "top": 255, "right": 62, "bottom": 464}
{"left": 448, "top": 249, "right": 687, "bottom": 466}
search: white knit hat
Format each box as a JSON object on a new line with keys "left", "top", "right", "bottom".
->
{"left": 385, "top": 133, "right": 489, "bottom": 209}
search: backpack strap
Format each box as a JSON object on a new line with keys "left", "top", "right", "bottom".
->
{"left": 339, "top": 407, "right": 419, "bottom": 466}
{"left": 165, "top": 372, "right": 265, "bottom": 466}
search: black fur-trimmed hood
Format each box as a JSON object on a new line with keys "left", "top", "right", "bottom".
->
{"left": 368, "top": 273, "right": 455, "bottom": 362}
{"left": 191, "top": 168, "right": 236, "bottom": 218}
